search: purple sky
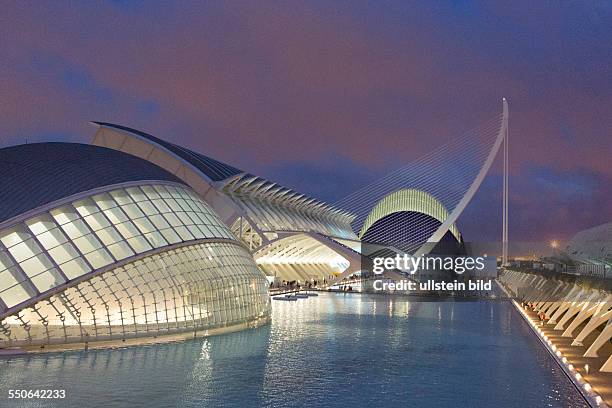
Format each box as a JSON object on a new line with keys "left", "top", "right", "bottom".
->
{"left": 1, "top": 1, "right": 611, "bottom": 247}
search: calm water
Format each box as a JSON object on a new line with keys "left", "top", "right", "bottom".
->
{"left": 0, "top": 293, "right": 586, "bottom": 408}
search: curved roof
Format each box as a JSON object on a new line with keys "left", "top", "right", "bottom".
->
{"left": 564, "top": 222, "right": 612, "bottom": 266}
{"left": 93, "top": 122, "right": 244, "bottom": 181}
{"left": 0, "top": 142, "right": 185, "bottom": 224}
{"left": 358, "top": 188, "right": 461, "bottom": 241}
{"left": 92, "top": 122, "right": 355, "bottom": 222}
{"left": 221, "top": 173, "right": 356, "bottom": 221}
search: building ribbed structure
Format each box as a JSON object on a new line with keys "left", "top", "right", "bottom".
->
{"left": 562, "top": 222, "right": 612, "bottom": 277}
{"left": 0, "top": 143, "right": 270, "bottom": 350}
{"left": 92, "top": 123, "right": 361, "bottom": 284}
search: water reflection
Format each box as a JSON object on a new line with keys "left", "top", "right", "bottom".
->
{"left": 0, "top": 293, "right": 587, "bottom": 408}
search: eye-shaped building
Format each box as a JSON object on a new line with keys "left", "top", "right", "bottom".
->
{"left": 0, "top": 142, "right": 270, "bottom": 351}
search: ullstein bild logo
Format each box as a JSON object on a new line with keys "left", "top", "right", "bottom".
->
{"left": 372, "top": 255, "right": 487, "bottom": 275}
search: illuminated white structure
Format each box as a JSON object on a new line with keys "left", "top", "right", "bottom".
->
{"left": 500, "top": 270, "right": 612, "bottom": 372}
{"left": 92, "top": 123, "right": 361, "bottom": 283}
{"left": 0, "top": 143, "right": 270, "bottom": 350}
{"left": 358, "top": 188, "right": 461, "bottom": 242}
{"left": 91, "top": 100, "right": 509, "bottom": 286}
{"left": 561, "top": 222, "right": 612, "bottom": 277}
{"left": 335, "top": 100, "right": 508, "bottom": 259}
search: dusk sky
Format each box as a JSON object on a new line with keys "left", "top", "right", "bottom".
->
{"left": 1, "top": 1, "right": 611, "bottom": 246}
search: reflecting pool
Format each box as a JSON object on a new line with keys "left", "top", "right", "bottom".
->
{"left": 0, "top": 293, "right": 586, "bottom": 407}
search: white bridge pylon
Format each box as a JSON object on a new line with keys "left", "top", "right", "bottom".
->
{"left": 335, "top": 98, "right": 509, "bottom": 258}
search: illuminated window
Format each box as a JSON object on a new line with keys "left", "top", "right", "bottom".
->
{"left": 0, "top": 183, "right": 239, "bottom": 317}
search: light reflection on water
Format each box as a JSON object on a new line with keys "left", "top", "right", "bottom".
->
{"left": 0, "top": 293, "right": 587, "bottom": 407}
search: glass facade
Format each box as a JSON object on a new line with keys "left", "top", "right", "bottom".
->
{"left": 230, "top": 196, "right": 356, "bottom": 240}
{"left": 0, "top": 183, "right": 270, "bottom": 348}
{"left": 0, "top": 242, "right": 269, "bottom": 347}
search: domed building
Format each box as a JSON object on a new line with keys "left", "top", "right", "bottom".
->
{"left": 562, "top": 222, "right": 612, "bottom": 277}
{"left": 0, "top": 142, "right": 270, "bottom": 351}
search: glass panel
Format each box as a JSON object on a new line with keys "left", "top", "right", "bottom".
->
{"left": 60, "top": 258, "right": 91, "bottom": 279}
{"left": 25, "top": 214, "right": 56, "bottom": 235}
{"left": 110, "top": 189, "right": 133, "bottom": 205}
{"left": 126, "top": 187, "right": 147, "bottom": 202}
{"left": 48, "top": 242, "right": 79, "bottom": 264}
{"left": 141, "top": 185, "right": 161, "bottom": 200}
{"left": 164, "top": 198, "right": 180, "bottom": 210}
{"left": 149, "top": 214, "right": 170, "bottom": 230}
{"left": 0, "top": 184, "right": 253, "bottom": 322}
{"left": 191, "top": 212, "right": 208, "bottom": 225}
{"left": 137, "top": 200, "right": 158, "bottom": 216}
{"left": 127, "top": 236, "right": 152, "bottom": 253}
{"left": 121, "top": 203, "right": 145, "bottom": 219}
{"left": 132, "top": 217, "right": 156, "bottom": 234}
{"left": 95, "top": 226, "right": 122, "bottom": 246}
{"left": 85, "top": 249, "right": 114, "bottom": 269}
{"left": 197, "top": 225, "right": 214, "bottom": 237}
{"left": 153, "top": 185, "right": 172, "bottom": 198}
{"left": 30, "top": 268, "right": 64, "bottom": 291}
{"left": 187, "top": 225, "right": 205, "bottom": 239}
{"left": 0, "top": 267, "right": 21, "bottom": 291}
{"left": 73, "top": 198, "right": 100, "bottom": 217}
{"left": 0, "top": 251, "right": 15, "bottom": 272}
{"left": 50, "top": 206, "right": 80, "bottom": 225}
{"left": 176, "top": 212, "right": 194, "bottom": 226}
{"left": 162, "top": 212, "right": 182, "bottom": 227}
{"left": 92, "top": 192, "right": 117, "bottom": 210}
{"left": 151, "top": 199, "right": 171, "bottom": 214}
{"left": 0, "top": 228, "right": 29, "bottom": 248}
{"left": 60, "top": 219, "right": 91, "bottom": 240}
{"left": 106, "top": 241, "right": 135, "bottom": 260}
{"left": 160, "top": 229, "right": 181, "bottom": 244}
{"left": 183, "top": 199, "right": 202, "bottom": 213}
{"left": 19, "top": 253, "right": 54, "bottom": 277}
{"left": 174, "top": 198, "right": 193, "bottom": 213}
{"left": 84, "top": 212, "right": 111, "bottom": 231}
{"left": 0, "top": 284, "right": 31, "bottom": 308}
{"left": 36, "top": 228, "right": 68, "bottom": 250}
{"left": 8, "top": 239, "right": 41, "bottom": 263}
{"left": 114, "top": 221, "right": 140, "bottom": 240}
{"left": 73, "top": 234, "right": 103, "bottom": 254}
{"left": 103, "top": 207, "right": 128, "bottom": 224}
{"left": 144, "top": 232, "right": 167, "bottom": 248}
{"left": 174, "top": 226, "right": 194, "bottom": 241}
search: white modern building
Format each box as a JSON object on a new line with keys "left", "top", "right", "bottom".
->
{"left": 91, "top": 122, "right": 363, "bottom": 285}
{"left": 0, "top": 142, "right": 270, "bottom": 350}
{"left": 561, "top": 222, "right": 612, "bottom": 278}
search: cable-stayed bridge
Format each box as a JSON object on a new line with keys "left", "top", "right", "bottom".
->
{"left": 335, "top": 98, "right": 509, "bottom": 259}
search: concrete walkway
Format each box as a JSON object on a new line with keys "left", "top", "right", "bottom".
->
{"left": 522, "top": 305, "right": 612, "bottom": 407}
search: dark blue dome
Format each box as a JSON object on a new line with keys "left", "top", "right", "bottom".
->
{"left": 0, "top": 142, "right": 185, "bottom": 224}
